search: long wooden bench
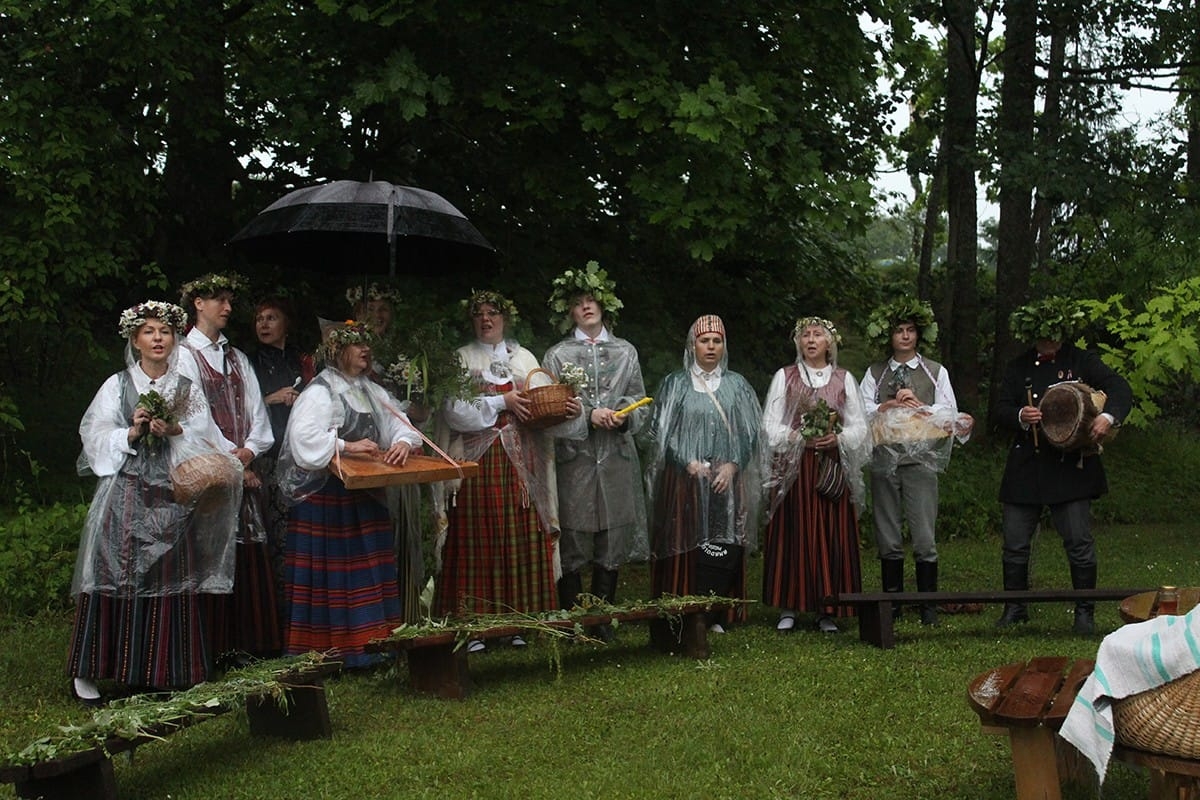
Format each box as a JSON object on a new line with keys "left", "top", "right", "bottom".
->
{"left": 967, "top": 657, "right": 1200, "bottom": 800}
{"left": 829, "top": 588, "right": 1153, "bottom": 649}
{"left": 365, "top": 598, "right": 742, "bottom": 699}
{"left": 0, "top": 656, "right": 339, "bottom": 800}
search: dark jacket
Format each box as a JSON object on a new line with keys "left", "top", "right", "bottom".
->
{"left": 996, "top": 343, "right": 1132, "bottom": 506}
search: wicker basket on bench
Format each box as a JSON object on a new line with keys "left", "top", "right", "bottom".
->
{"left": 1114, "top": 669, "right": 1200, "bottom": 759}
{"left": 522, "top": 367, "right": 575, "bottom": 429}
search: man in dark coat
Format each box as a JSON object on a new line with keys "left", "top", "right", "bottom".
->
{"left": 994, "top": 297, "right": 1132, "bottom": 634}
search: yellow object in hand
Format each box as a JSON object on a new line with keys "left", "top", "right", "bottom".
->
{"left": 614, "top": 396, "right": 653, "bottom": 418}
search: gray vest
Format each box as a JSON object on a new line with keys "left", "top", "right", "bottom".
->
{"left": 869, "top": 357, "right": 942, "bottom": 406}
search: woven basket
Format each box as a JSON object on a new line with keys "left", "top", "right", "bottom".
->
{"left": 1113, "top": 669, "right": 1200, "bottom": 758}
{"left": 171, "top": 453, "right": 241, "bottom": 512}
{"left": 522, "top": 367, "right": 575, "bottom": 429}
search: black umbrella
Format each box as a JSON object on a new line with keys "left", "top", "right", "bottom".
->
{"left": 229, "top": 180, "right": 494, "bottom": 276}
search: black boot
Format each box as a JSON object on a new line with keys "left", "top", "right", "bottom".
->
{"left": 880, "top": 558, "right": 904, "bottom": 621}
{"left": 589, "top": 568, "right": 619, "bottom": 642}
{"left": 915, "top": 560, "right": 939, "bottom": 626}
{"left": 995, "top": 561, "right": 1030, "bottom": 627}
{"left": 558, "top": 571, "right": 582, "bottom": 611}
{"left": 1070, "top": 563, "right": 1097, "bottom": 635}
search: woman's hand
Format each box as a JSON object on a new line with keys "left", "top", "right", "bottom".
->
{"left": 808, "top": 432, "right": 838, "bottom": 452}
{"left": 343, "top": 438, "right": 381, "bottom": 457}
{"left": 382, "top": 441, "right": 412, "bottom": 466}
{"left": 504, "top": 389, "right": 532, "bottom": 422}
{"left": 564, "top": 397, "right": 583, "bottom": 420}
{"left": 265, "top": 386, "right": 300, "bottom": 406}
{"left": 129, "top": 407, "right": 151, "bottom": 443}
{"left": 147, "top": 417, "right": 182, "bottom": 439}
{"left": 231, "top": 447, "right": 254, "bottom": 467}
{"left": 242, "top": 469, "right": 262, "bottom": 489}
{"left": 712, "top": 462, "right": 738, "bottom": 494}
{"left": 686, "top": 460, "right": 712, "bottom": 479}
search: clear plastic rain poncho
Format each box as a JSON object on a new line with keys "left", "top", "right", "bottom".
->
{"left": 761, "top": 321, "right": 873, "bottom": 519}
{"left": 542, "top": 331, "right": 651, "bottom": 572}
{"left": 860, "top": 358, "right": 974, "bottom": 476}
{"left": 73, "top": 343, "right": 241, "bottom": 597}
{"left": 642, "top": 319, "right": 765, "bottom": 557}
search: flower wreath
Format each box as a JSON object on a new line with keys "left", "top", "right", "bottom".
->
{"left": 346, "top": 282, "right": 402, "bottom": 309}
{"left": 864, "top": 298, "right": 938, "bottom": 350}
{"left": 792, "top": 316, "right": 843, "bottom": 345}
{"left": 321, "top": 319, "right": 377, "bottom": 363}
{"left": 547, "top": 261, "right": 624, "bottom": 334}
{"left": 462, "top": 289, "right": 520, "bottom": 326}
{"left": 118, "top": 300, "right": 188, "bottom": 339}
{"left": 179, "top": 272, "right": 247, "bottom": 302}
{"left": 1008, "top": 297, "right": 1088, "bottom": 342}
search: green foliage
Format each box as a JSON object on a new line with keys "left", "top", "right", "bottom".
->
{"left": 864, "top": 296, "right": 939, "bottom": 351}
{"left": 1008, "top": 296, "right": 1089, "bottom": 344}
{"left": 1082, "top": 279, "right": 1200, "bottom": 426}
{"left": 0, "top": 502, "right": 86, "bottom": 616}
{"left": 547, "top": 261, "right": 624, "bottom": 334}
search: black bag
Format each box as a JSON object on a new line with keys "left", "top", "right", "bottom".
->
{"left": 814, "top": 452, "right": 846, "bottom": 500}
{"left": 694, "top": 541, "right": 744, "bottom": 598}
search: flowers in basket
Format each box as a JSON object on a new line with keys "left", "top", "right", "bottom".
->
{"left": 799, "top": 397, "right": 842, "bottom": 440}
{"left": 557, "top": 362, "right": 589, "bottom": 394}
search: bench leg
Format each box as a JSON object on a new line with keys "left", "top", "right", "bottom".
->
{"left": 857, "top": 601, "right": 895, "bottom": 649}
{"left": 16, "top": 755, "right": 116, "bottom": 800}
{"left": 406, "top": 643, "right": 472, "bottom": 699}
{"left": 1008, "top": 727, "right": 1062, "bottom": 800}
{"left": 1148, "top": 769, "right": 1199, "bottom": 800}
{"left": 649, "top": 612, "right": 711, "bottom": 659}
{"left": 247, "top": 682, "right": 333, "bottom": 740}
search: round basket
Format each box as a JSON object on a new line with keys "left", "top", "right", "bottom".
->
{"left": 1113, "top": 669, "right": 1200, "bottom": 759}
{"left": 522, "top": 367, "right": 575, "bottom": 429}
{"left": 171, "top": 453, "right": 241, "bottom": 513}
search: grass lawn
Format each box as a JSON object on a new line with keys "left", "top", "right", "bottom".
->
{"left": 2, "top": 523, "right": 1196, "bottom": 799}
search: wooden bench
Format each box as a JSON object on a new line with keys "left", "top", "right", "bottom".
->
{"left": 829, "top": 588, "right": 1153, "bottom": 649}
{"left": 0, "top": 658, "right": 339, "bottom": 800}
{"left": 967, "top": 657, "right": 1200, "bottom": 800}
{"left": 365, "top": 598, "right": 740, "bottom": 699}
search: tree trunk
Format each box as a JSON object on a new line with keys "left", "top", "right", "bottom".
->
{"left": 942, "top": 0, "right": 981, "bottom": 410}
{"left": 989, "top": 0, "right": 1038, "bottom": 425}
{"left": 1032, "top": 7, "right": 1066, "bottom": 266}
{"left": 1187, "top": 0, "right": 1200, "bottom": 203}
{"left": 917, "top": 151, "right": 944, "bottom": 302}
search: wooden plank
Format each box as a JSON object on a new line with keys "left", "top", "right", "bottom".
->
{"left": 856, "top": 600, "right": 894, "bottom": 650}
{"left": 1008, "top": 726, "right": 1063, "bottom": 800}
{"left": 830, "top": 588, "right": 1153, "bottom": 604}
{"left": 331, "top": 453, "right": 479, "bottom": 489}
{"left": 1044, "top": 659, "right": 1095, "bottom": 728}
{"left": 994, "top": 669, "right": 1062, "bottom": 726}
{"left": 967, "top": 662, "right": 1027, "bottom": 721}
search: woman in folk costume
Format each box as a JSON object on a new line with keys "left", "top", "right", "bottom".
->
{"left": 432, "top": 290, "right": 579, "bottom": 649}
{"left": 68, "top": 301, "right": 241, "bottom": 702}
{"left": 276, "top": 320, "right": 421, "bottom": 668}
{"left": 179, "top": 272, "right": 280, "bottom": 660}
{"left": 643, "top": 314, "right": 764, "bottom": 632}
{"left": 761, "top": 317, "right": 871, "bottom": 633}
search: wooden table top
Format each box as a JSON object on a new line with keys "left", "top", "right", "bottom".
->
{"left": 1119, "top": 587, "right": 1200, "bottom": 624}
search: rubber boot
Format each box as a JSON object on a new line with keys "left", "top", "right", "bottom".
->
{"left": 880, "top": 558, "right": 904, "bottom": 622}
{"left": 915, "top": 560, "right": 939, "bottom": 626}
{"left": 558, "top": 571, "right": 582, "bottom": 611}
{"left": 1070, "top": 563, "right": 1097, "bottom": 635}
{"left": 589, "top": 568, "right": 619, "bottom": 642}
{"left": 995, "top": 561, "right": 1030, "bottom": 627}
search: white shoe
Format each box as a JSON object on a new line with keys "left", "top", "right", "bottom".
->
{"left": 709, "top": 623, "right": 726, "bottom": 634}
{"left": 776, "top": 612, "right": 797, "bottom": 632}
{"left": 817, "top": 615, "right": 839, "bottom": 634}
{"left": 510, "top": 635, "right": 527, "bottom": 648}
{"left": 467, "top": 639, "right": 486, "bottom": 654}
{"left": 73, "top": 677, "right": 101, "bottom": 702}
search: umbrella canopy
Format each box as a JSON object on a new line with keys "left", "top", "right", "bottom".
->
{"left": 228, "top": 180, "right": 494, "bottom": 275}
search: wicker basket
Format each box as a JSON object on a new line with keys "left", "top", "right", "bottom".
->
{"left": 171, "top": 453, "right": 241, "bottom": 512}
{"left": 522, "top": 367, "right": 575, "bottom": 429}
{"left": 1113, "top": 669, "right": 1200, "bottom": 758}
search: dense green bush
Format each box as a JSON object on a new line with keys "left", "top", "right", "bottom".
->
{"left": 0, "top": 502, "right": 85, "bottom": 616}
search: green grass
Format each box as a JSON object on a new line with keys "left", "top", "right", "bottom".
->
{"left": 3, "top": 524, "right": 1196, "bottom": 800}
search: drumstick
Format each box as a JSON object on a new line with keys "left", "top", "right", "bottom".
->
{"left": 1025, "top": 379, "right": 1039, "bottom": 451}
{"left": 614, "top": 396, "right": 654, "bottom": 418}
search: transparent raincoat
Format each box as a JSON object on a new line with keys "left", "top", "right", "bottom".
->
{"left": 761, "top": 356, "right": 873, "bottom": 519}
{"left": 859, "top": 358, "right": 974, "bottom": 476}
{"left": 431, "top": 340, "right": 560, "bottom": 566}
{"left": 274, "top": 367, "right": 422, "bottom": 505}
{"left": 542, "top": 332, "right": 650, "bottom": 572}
{"left": 642, "top": 333, "right": 765, "bottom": 558}
{"left": 73, "top": 345, "right": 241, "bottom": 597}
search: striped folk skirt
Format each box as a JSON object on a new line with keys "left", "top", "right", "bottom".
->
{"left": 761, "top": 449, "right": 862, "bottom": 617}
{"left": 434, "top": 437, "right": 556, "bottom": 617}
{"left": 67, "top": 592, "right": 212, "bottom": 690}
{"left": 284, "top": 477, "right": 401, "bottom": 668}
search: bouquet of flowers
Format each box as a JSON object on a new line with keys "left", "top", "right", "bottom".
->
{"left": 557, "top": 363, "right": 589, "bottom": 394}
{"left": 799, "top": 397, "right": 842, "bottom": 439}
{"left": 136, "top": 389, "right": 193, "bottom": 454}
{"left": 383, "top": 355, "right": 425, "bottom": 400}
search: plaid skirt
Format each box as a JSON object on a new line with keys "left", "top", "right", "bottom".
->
{"left": 434, "top": 437, "right": 556, "bottom": 617}
{"left": 284, "top": 477, "right": 400, "bottom": 668}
